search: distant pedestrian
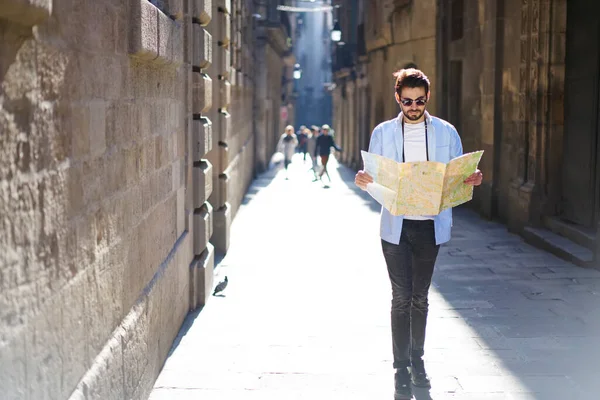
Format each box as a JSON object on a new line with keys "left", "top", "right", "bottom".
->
{"left": 277, "top": 125, "right": 298, "bottom": 176}
{"left": 354, "top": 68, "right": 482, "bottom": 400}
{"left": 306, "top": 126, "right": 319, "bottom": 178}
{"left": 297, "top": 127, "right": 309, "bottom": 161}
{"left": 314, "top": 124, "right": 341, "bottom": 182}
{"left": 296, "top": 125, "right": 307, "bottom": 153}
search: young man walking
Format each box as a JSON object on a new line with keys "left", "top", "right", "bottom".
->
{"left": 354, "top": 69, "right": 482, "bottom": 399}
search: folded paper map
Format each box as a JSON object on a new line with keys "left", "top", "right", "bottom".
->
{"left": 361, "top": 150, "right": 484, "bottom": 216}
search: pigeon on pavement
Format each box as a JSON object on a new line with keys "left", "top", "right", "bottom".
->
{"left": 213, "top": 276, "right": 228, "bottom": 296}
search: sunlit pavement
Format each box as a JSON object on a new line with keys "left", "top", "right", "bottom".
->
{"left": 150, "top": 154, "right": 600, "bottom": 400}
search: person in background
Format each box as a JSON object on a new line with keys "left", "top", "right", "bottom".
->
{"left": 277, "top": 125, "right": 298, "bottom": 177}
{"left": 306, "top": 126, "right": 320, "bottom": 179}
{"left": 296, "top": 125, "right": 307, "bottom": 153}
{"left": 314, "top": 124, "right": 341, "bottom": 182}
{"left": 297, "top": 126, "right": 309, "bottom": 161}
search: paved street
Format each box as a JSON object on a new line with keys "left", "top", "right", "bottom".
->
{"left": 150, "top": 155, "right": 600, "bottom": 400}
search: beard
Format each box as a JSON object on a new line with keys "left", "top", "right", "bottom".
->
{"left": 404, "top": 109, "right": 425, "bottom": 121}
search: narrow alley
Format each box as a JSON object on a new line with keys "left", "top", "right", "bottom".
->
{"left": 150, "top": 155, "right": 600, "bottom": 400}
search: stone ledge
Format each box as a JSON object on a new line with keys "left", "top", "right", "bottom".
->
{"left": 129, "top": 0, "right": 183, "bottom": 66}
{"left": 0, "top": 0, "right": 51, "bottom": 26}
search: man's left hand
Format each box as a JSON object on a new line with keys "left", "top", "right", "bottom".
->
{"left": 464, "top": 169, "right": 483, "bottom": 186}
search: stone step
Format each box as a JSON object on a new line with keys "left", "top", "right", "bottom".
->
{"left": 522, "top": 226, "right": 595, "bottom": 268}
{"left": 543, "top": 216, "right": 596, "bottom": 250}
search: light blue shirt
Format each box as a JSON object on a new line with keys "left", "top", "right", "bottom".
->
{"left": 368, "top": 111, "right": 464, "bottom": 245}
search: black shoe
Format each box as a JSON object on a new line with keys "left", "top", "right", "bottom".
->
{"left": 410, "top": 359, "right": 431, "bottom": 388}
{"left": 394, "top": 367, "right": 413, "bottom": 399}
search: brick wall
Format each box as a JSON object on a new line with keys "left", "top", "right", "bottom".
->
{"left": 0, "top": 0, "right": 266, "bottom": 398}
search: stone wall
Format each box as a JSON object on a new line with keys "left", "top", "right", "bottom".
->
{"left": 0, "top": 0, "right": 277, "bottom": 398}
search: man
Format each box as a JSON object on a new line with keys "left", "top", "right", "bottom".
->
{"left": 354, "top": 69, "right": 482, "bottom": 399}
{"left": 314, "top": 124, "right": 341, "bottom": 182}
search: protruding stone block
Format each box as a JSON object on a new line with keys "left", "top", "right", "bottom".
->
{"left": 212, "top": 203, "right": 231, "bottom": 254}
{"left": 216, "top": 10, "right": 231, "bottom": 48}
{"left": 218, "top": 171, "right": 229, "bottom": 208}
{"left": 189, "top": 243, "right": 214, "bottom": 310}
{"left": 168, "top": 0, "right": 184, "bottom": 20}
{"left": 192, "top": 72, "right": 212, "bottom": 114}
{"left": 218, "top": 79, "right": 231, "bottom": 109}
{"left": 193, "top": 117, "right": 213, "bottom": 160}
{"left": 217, "top": 48, "right": 231, "bottom": 78}
{"left": 193, "top": 161, "right": 213, "bottom": 208}
{"left": 171, "top": 20, "right": 184, "bottom": 65}
{"left": 218, "top": 110, "right": 231, "bottom": 142}
{"left": 0, "top": 0, "right": 52, "bottom": 26}
{"left": 215, "top": 0, "right": 231, "bottom": 14}
{"left": 193, "top": 24, "right": 212, "bottom": 69}
{"left": 193, "top": 202, "right": 213, "bottom": 255}
{"left": 192, "top": 0, "right": 212, "bottom": 26}
{"left": 129, "top": 0, "right": 159, "bottom": 60}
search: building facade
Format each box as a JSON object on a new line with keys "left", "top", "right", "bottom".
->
{"left": 0, "top": 0, "right": 293, "bottom": 399}
{"left": 333, "top": 0, "right": 599, "bottom": 268}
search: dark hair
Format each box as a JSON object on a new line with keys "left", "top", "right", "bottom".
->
{"left": 393, "top": 68, "right": 430, "bottom": 96}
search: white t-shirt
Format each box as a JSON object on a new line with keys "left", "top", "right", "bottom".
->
{"left": 402, "top": 121, "right": 433, "bottom": 221}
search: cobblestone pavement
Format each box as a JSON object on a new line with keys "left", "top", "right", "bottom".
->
{"left": 150, "top": 154, "right": 600, "bottom": 400}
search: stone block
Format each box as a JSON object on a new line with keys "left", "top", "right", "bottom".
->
{"left": 218, "top": 109, "right": 230, "bottom": 142}
{"left": 215, "top": 0, "right": 231, "bottom": 14}
{"left": 171, "top": 19, "right": 184, "bottom": 66}
{"left": 157, "top": 11, "right": 172, "bottom": 64}
{"left": 193, "top": 202, "right": 213, "bottom": 255}
{"left": 193, "top": 117, "right": 213, "bottom": 160}
{"left": 89, "top": 100, "right": 107, "bottom": 158}
{"left": 129, "top": 0, "right": 159, "bottom": 60}
{"left": 193, "top": 160, "right": 213, "bottom": 208}
{"left": 177, "top": 186, "right": 185, "bottom": 238}
{"left": 192, "top": 0, "right": 212, "bottom": 26}
{"left": 218, "top": 78, "right": 231, "bottom": 109}
{"left": 0, "top": 334, "right": 26, "bottom": 400}
{"left": 216, "top": 10, "right": 231, "bottom": 48}
{"left": 193, "top": 24, "right": 212, "bottom": 69}
{"left": 0, "top": 0, "right": 52, "bottom": 26}
{"left": 218, "top": 48, "right": 231, "bottom": 78}
{"left": 167, "top": 0, "right": 184, "bottom": 20}
{"left": 217, "top": 170, "right": 229, "bottom": 207}
{"left": 189, "top": 243, "right": 215, "bottom": 309}
{"left": 192, "top": 72, "right": 212, "bottom": 114}
{"left": 212, "top": 202, "right": 231, "bottom": 254}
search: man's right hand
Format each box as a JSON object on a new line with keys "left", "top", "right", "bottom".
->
{"left": 355, "top": 170, "right": 373, "bottom": 191}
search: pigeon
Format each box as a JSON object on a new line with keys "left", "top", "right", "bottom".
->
{"left": 213, "top": 276, "right": 228, "bottom": 296}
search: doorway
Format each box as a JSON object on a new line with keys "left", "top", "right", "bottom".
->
{"left": 561, "top": 0, "right": 600, "bottom": 228}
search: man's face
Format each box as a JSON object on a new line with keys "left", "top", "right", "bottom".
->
{"left": 395, "top": 87, "right": 429, "bottom": 122}
{"left": 322, "top": 129, "right": 329, "bottom": 135}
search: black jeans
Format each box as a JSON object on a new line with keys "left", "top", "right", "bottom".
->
{"left": 381, "top": 219, "right": 440, "bottom": 369}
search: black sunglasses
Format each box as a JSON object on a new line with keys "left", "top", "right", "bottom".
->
{"left": 400, "top": 97, "right": 427, "bottom": 107}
